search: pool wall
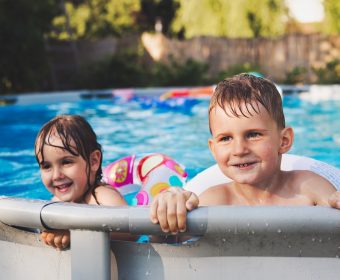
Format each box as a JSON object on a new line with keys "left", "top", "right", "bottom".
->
{"left": 1, "top": 85, "right": 339, "bottom": 106}
{"left": 0, "top": 197, "right": 340, "bottom": 280}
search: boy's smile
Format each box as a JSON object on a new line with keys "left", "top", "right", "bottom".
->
{"left": 208, "top": 101, "right": 292, "bottom": 189}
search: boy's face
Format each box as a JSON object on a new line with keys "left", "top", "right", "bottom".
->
{"left": 208, "top": 101, "right": 292, "bottom": 187}
{"left": 36, "top": 134, "right": 100, "bottom": 202}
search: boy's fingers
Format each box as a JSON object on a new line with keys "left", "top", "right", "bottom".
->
{"left": 166, "top": 195, "right": 179, "bottom": 233}
{"left": 176, "top": 193, "right": 187, "bottom": 232}
{"left": 184, "top": 191, "right": 199, "bottom": 211}
{"left": 156, "top": 196, "right": 170, "bottom": 232}
{"left": 150, "top": 199, "right": 159, "bottom": 224}
{"left": 149, "top": 187, "right": 198, "bottom": 234}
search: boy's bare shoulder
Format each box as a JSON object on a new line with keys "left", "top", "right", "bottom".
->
{"left": 198, "top": 183, "right": 231, "bottom": 206}
{"left": 288, "top": 170, "right": 336, "bottom": 205}
{"left": 289, "top": 170, "right": 335, "bottom": 190}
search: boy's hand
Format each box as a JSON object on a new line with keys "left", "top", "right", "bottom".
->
{"left": 40, "top": 229, "right": 70, "bottom": 250}
{"left": 150, "top": 187, "right": 199, "bottom": 234}
{"left": 328, "top": 191, "right": 340, "bottom": 209}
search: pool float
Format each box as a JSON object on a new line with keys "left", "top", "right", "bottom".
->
{"left": 103, "top": 153, "right": 188, "bottom": 205}
{"left": 185, "top": 154, "right": 340, "bottom": 195}
{"left": 160, "top": 86, "right": 215, "bottom": 100}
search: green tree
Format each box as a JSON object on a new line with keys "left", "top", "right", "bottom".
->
{"left": 51, "top": 0, "right": 141, "bottom": 39}
{"left": 0, "top": 0, "right": 58, "bottom": 93}
{"left": 137, "top": 0, "right": 179, "bottom": 35}
{"left": 171, "top": 0, "right": 287, "bottom": 38}
{"left": 323, "top": 0, "right": 340, "bottom": 34}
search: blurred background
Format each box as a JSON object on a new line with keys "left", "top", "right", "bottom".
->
{"left": 0, "top": 0, "right": 339, "bottom": 94}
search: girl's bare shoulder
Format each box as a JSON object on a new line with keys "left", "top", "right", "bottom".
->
{"left": 199, "top": 183, "right": 231, "bottom": 206}
{"left": 92, "top": 185, "right": 127, "bottom": 206}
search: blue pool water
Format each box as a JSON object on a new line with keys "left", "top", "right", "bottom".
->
{"left": 0, "top": 94, "right": 339, "bottom": 200}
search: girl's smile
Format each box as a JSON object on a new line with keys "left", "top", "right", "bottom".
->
{"left": 36, "top": 135, "right": 92, "bottom": 202}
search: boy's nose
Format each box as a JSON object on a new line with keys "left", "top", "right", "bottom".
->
{"left": 232, "top": 139, "right": 249, "bottom": 155}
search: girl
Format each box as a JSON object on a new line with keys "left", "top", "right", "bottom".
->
{"left": 35, "top": 115, "right": 127, "bottom": 250}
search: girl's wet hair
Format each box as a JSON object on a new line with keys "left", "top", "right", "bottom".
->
{"left": 35, "top": 115, "right": 103, "bottom": 203}
{"left": 209, "top": 73, "right": 285, "bottom": 133}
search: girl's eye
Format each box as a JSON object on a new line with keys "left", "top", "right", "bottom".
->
{"left": 40, "top": 162, "right": 51, "bottom": 170}
{"left": 62, "top": 159, "right": 74, "bottom": 165}
{"left": 247, "top": 132, "right": 261, "bottom": 139}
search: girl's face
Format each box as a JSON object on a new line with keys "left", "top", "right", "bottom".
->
{"left": 36, "top": 134, "right": 100, "bottom": 203}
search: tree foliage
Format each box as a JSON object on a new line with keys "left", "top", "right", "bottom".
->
{"left": 137, "top": 0, "right": 179, "bottom": 35}
{"left": 0, "top": 0, "right": 58, "bottom": 93}
{"left": 322, "top": 0, "right": 340, "bottom": 35}
{"left": 171, "top": 0, "right": 288, "bottom": 38}
{"left": 51, "top": 0, "right": 141, "bottom": 39}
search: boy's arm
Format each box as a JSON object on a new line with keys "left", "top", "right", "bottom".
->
{"left": 328, "top": 191, "right": 340, "bottom": 209}
{"left": 300, "top": 171, "right": 338, "bottom": 207}
{"left": 150, "top": 187, "right": 199, "bottom": 234}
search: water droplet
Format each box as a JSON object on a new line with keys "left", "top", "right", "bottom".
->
{"left": 116, "top": 227, "right": 120, "bottom": 231}
{"left": 311, "top": 237, "right": 316, "bottom": 242}
{"left": 102, "top": 224, "right": 107, "bottom": 227}
{"left": 319, "top": 238, "right": 323, "bottom": 243}
{"left": 251, "top": 230, "right": 255, "bottom": 235}
{"left": 222, "top": 238, "right": 226, "bottom": 243}
{"left": 145, "top": 270, "right": 151, "bottom": 276}
{"left": 277, "top": 229, "right": 282, "bottom": 233}
{"left": 288, "top": 244, "right": 292, "bottom": 249}
{"left": 265, "top": 223, "right": 269, "bottom": 227}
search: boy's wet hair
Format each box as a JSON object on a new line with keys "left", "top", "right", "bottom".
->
{"left": 209, "top": 73, "right": 285, "bottom": 133}
{"left": 35, "top": 115, "right": 103, "bottom": 203}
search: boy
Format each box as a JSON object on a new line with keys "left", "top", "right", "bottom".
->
{"left": 150, "top": 73, "right": 340, "bottom": 234}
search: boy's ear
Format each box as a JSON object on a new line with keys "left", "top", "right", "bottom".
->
{"left": 279, "top": 127, "right": 294, "bottom": 154}
{"left": 90, "top": 150, "right": 101, "bottom": 172}
{"left": 208, "top": 138, "right": 217, "bottom": 160}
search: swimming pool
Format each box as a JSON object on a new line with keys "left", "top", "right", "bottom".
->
{"left": 0, "top": 93, "right": 339, "bottom": 200}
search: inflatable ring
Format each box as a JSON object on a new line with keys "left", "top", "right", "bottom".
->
{"left": 103, "top": 153, "right": 188, "bottom": 205}
{"left": 184, "top": 154, "right": 340, "bottom": 195}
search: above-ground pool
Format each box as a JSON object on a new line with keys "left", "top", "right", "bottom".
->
{"left": 0, "top": 92, "right": 339, "bottom": 200}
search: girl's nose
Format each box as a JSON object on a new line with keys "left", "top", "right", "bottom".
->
{"left": 52, "top": 167, "right": 64, "bottom": 180}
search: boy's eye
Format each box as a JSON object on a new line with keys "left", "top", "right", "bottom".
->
{"left": 220, "top": 136, "right": 232, "bottom": 142}
{"left": 247, "top": 132, "right": 261, "bottom": 139}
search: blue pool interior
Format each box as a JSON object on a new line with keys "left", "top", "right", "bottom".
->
{"left": 0, "top": 93, "right": 339, "bottom": 200}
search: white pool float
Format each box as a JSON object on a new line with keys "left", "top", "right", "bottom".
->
{"left": 185, "top": 154, "right": 340, "bottom": 195}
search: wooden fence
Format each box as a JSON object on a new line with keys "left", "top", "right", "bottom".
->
{"left": 46, "top": 33, "right": 340, "bottom": 89}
